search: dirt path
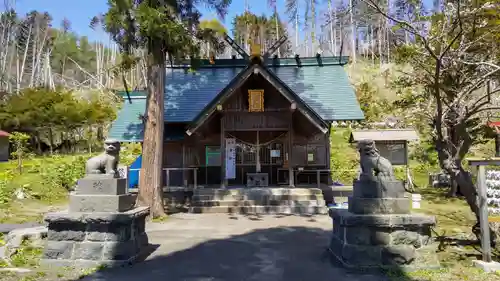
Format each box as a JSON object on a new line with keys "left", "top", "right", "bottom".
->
{"left": 79, "top": 213, "right": 390, "bottom": 281}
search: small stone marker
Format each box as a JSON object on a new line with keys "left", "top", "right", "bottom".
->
{"left": 41, "top": 140, "right": 150, "bottom": 269}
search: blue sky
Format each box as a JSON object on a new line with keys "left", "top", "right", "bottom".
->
{"left": 13, "top": 0, "right": 290, "bottom": 42}
{"left": 10, "top": 0, "right": 436, "bottom": 43}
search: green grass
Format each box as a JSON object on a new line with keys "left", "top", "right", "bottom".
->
{"left": 329, "top": 127, "right": 500, "bottom": 280}
{"left": 393, "top": 187, "right": 500, "bottom": 281}
{"left": 0, "top": 155, "right": 81, "bottom": 224}
{"left": 0, "top": 144, "right": 142, "bottom": 224}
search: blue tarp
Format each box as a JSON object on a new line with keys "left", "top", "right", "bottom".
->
{"left": 128, "top": 155, "right": 142, "bottom": 188}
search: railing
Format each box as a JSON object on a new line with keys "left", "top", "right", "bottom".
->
{"left": 277, "top": 168, "right": 331, "bottom": 188}
{"left": 128, "top": 167, "right": 199, "bottom": 189}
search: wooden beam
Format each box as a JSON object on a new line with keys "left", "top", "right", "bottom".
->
{"left": 467, "top": 157, "right": 500, "bottom": 166}
{"left": 222, "top": 127, "right": 289, "bottom": 132}
{"left": 223, "top": 34, "right": 249, "bottom": 60}
{"left": 263, "top": 35, "right": 288, "bottom": 60}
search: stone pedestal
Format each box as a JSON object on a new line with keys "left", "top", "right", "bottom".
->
{"left": 41, "top": 175, "right": 150, "bottom": 268}
{"left": 329, "top": 178, "right": 438, "bottom": 270}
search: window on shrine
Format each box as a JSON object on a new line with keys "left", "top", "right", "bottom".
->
{"left": 248, "top": 90, "right": 264, "bottom": 112}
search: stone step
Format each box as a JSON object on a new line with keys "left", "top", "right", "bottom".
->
{"left": 193, "top": 188, "right": 323, "bottom": 197}
{"left": 191, "top": 200, "right": 325, "bottom": 207}
{"left": 191, "top": 194, "right": 325, "bottom": 201}
{"left": 189, "top": 205, "right": 328, "bottom": 215}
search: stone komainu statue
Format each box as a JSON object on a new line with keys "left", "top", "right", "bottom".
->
{"left": 85, "top": 139, "right": 120, "bottom": 177}
{"left": 357, "top": 139, "right": 396, "bottom": 181}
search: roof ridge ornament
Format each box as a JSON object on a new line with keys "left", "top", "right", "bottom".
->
{"left": 222, "top": 33, "right": 288, "bottom": 65}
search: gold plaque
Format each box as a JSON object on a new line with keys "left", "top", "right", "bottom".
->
{"left": 248, "top": 90, "right": 264, "bottom": 112}
{"left": 250, "top": 44, "right": 261, "bottom": 56}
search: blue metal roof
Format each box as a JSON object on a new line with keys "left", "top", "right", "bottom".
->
{"left": 108, "top": 57, "right": 364, "bottom": 142}
{"left": 164, "top": 67, "right": 243, "bottom": 122}
{"left": 269, "top": 66, "right": 364, "bottom": 121}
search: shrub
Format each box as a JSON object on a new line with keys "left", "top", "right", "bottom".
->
{"left": 0, "top": 170, "right": 15, "bottom": 205}
{"left": 40, "top": 155, "right": 87, "bottom": 192}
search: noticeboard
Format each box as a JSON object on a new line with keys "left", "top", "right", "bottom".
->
{"left": 205, "top": 146, "right": 221, "bottom": 166}
{"left": 375, "top": 142, "right": 407, "bottom": 166}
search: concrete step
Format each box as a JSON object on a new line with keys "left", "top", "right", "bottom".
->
{"left": 189, "top": 205, "right": 328, "bottom": 215}
{"left": 191, "top": 194, "right": 325, "bottom": 201}
{"left": 191, "top": 200, "right": 325, "bottom": 207}
{"left": 193, "top": 188, "right": 323, "bottom": 197}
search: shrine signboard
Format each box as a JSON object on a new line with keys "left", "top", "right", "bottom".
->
{"left": 248, "top": 90, "right": 264, "bottom": 112}
{"left": 225, "top": 138, "right": 236, "bottom": 179}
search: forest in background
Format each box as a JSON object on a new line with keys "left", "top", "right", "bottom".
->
{"left": 0, "top": 0, "right": 454, "bottom": 93}
{"left": 0, "top": 1, "right": 497, "bottom": 153}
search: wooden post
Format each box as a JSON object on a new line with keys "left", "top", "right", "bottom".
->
{"left": 256, "top": 130, "right": 261, "bottom": 173}
{"left": 220, "top": 118, "right": 226, "bottom": 189}
{"left": 478, "top": 165, "right": 492, "bottom": 262}
{"left": 182, "top": 144, "right": 186, "bottom": 187}
{"left": 316, "top": 170, "right": 321, "bottom": 189}
{"left": 496, "top": 133, "right": 500, "bottom": 157}
{"left": 326, "top": 130, "right": 332, "bottom": 185}
{"left": 166, "top": 169, "right": 170, "bottom": 188}
{"left": 468, "top": 157, "right": 500, "bottom": 263}
{"left": 288, "top": 119, "right": 295, "bottom": 187}
{"left": 194, "top": 168, "right": 198, "bottom": 189}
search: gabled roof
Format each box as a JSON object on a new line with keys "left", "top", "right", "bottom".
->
{"left": 269, "top": 66, "right": 363, "bottom": 120}
{"left": 187, "top": 64, "right": 328, "bottom": 135}
{"left": 108, "top": 56, "right": 365, "bottom": 142}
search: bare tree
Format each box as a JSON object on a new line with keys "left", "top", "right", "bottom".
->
{"left": 362, "top": 0, "right": 500, "bottom": 238}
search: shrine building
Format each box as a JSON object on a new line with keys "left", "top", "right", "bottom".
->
{"left": 108, "top": 41, "right": 365, "bottom": 189}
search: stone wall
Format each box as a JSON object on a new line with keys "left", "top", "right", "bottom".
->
{"left": 328, "top": 177, "right": 438, "bottom": 269}
{"left": 42, "top": 208, "right": 149, "bottom": 268}
{"left": 330, "top": 210, "right": 434, "bottom": 267}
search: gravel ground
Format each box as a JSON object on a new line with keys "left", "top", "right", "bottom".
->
{"left": 75, "top": 213, "right": 392, "bottom": 281}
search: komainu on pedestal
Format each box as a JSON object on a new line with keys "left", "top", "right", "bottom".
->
{"left": 41, "top": 139, "right": 150, "bottom": 269}
{"left": 328, "top": 139, "right": 439, "bottom": 270}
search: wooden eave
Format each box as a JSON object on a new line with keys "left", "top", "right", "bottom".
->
{"left": 186, "top": 64, "right": 328, "bottom": 135}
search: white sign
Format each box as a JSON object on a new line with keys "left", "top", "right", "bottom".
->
{"left": 117, "top": 165, "right": 128, "bottom": 179}
{"left": 117, "top": 165, "right": 129, "bottom": 189}
{"left": 308, "top": 153, "right": 314, "bottom": 162}
{"left": 225, "top": 138, "right": 236, "bottom": 179}
{"left": 270, "top": 150, "right": 280, "bottom": 158}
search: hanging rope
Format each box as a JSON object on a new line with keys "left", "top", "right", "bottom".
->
{"left": 225, "top": 132, "right": 288, "bottom": 147}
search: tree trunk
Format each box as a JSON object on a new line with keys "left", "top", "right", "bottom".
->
{"left": 136, "top": 39, "right": 166, "bottom": 218}
{"left": 48, "top": 127, "right": 53, "bottom": 155}
{"left": 437, "top": 141, "right": 496, "bottom": 245}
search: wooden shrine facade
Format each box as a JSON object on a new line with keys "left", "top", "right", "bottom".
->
{"left": 162, "top": 65, "right": 331, "bottom": 188}
{"left": 109, "top": 34, "right": 366, "bottom": 189}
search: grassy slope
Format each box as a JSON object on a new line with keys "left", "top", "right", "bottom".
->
{"left": 0, "top": 156, "right": 76, "bottom": 224}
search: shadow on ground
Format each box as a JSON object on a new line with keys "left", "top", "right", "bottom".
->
{"left": 75, "top": 225, "right": 421, "bottom": 281}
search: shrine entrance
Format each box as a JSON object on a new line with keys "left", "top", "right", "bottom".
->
{"left": 224, "top": 130, "right": 288, "bottom": 186}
